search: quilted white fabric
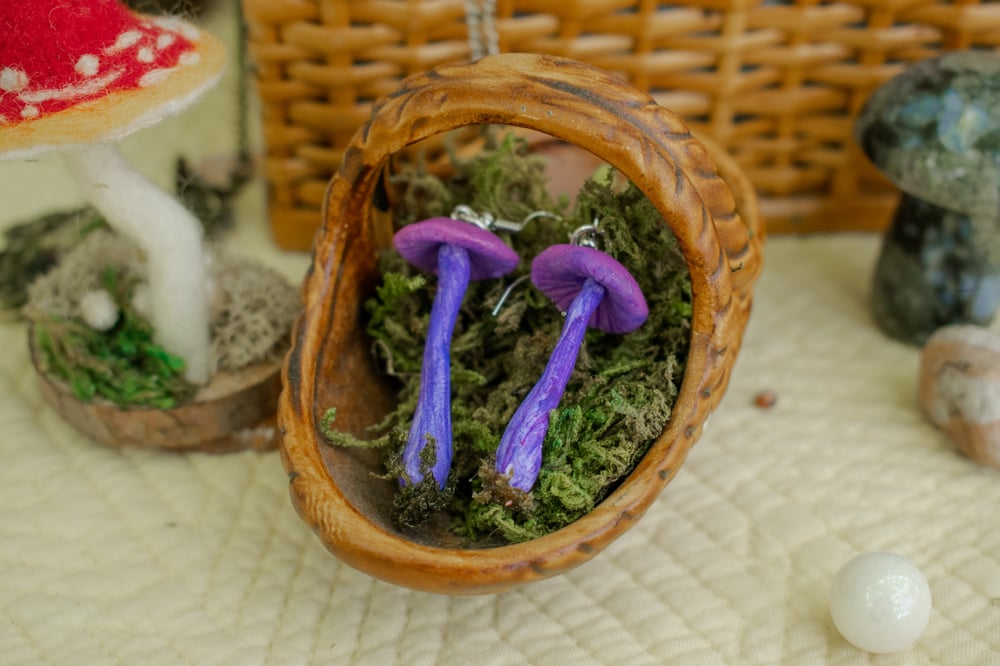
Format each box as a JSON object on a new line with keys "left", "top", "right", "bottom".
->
{"left": 7, "top": 217, "right": 1000, "bottom": 666}
{"left": 2, "top": 5, "right": 999, "bottom": 664}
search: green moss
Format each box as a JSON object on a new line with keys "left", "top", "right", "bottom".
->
{"left": 26, "top": 267, "right": 195, "bottom": 409}
{"left": 322, "top": 134, "right": 691, "bottom": 543}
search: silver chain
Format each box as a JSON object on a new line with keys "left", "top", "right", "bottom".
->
{"left": 463, "top": 0, "right": 499, "bottom": 60}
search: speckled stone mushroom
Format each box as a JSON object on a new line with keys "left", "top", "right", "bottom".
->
{"left": 393, "top": 217, "right": 519, "bottom": 488}
{"left": 494, "top": 244, "right": 648, "bottom": 492}
{"left": 0, "top": 0, "right": 226, "bottom": 383}
{"left": 856, "top": 51, "right": 1000, "bottom": 345}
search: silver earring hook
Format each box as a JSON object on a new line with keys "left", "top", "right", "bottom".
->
{"left": 570, "top": 217, "right": 603, "bottom": 249}
{"left": 450, "top": 204, "right": 495, "bottom": 230}
{"left": 490, "top": 274, "right": 530, "bottom": 317}
{"left": 451, "top": 206, "right": 561, "bottom": 234}
{"left": 491, "top": 209, "right": 561, "bottom": 234}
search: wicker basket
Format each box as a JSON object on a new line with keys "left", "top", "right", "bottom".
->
{"left": 243, "top": 0, "right": 1000, "bottom": 250}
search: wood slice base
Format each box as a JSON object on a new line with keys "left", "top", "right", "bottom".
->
{"left": 29, "top": 332, "right": 284, "bottom": 453}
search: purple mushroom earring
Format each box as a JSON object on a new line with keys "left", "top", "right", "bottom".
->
{"left": 493, "top": 220, "right": 649, "bottom": 494}
{"left": 393, "top": 208, "right": 520, "bottom": 489}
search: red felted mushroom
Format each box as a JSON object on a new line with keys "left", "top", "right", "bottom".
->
{"left": 0, "top": 0, "right": 227, "bottom": 384}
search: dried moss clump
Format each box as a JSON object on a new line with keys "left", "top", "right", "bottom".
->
{"left": 208, "top": 252, "right": 302, "bottom": 371}
{"left": 27, "top": 230, "right": 146, "bottom": 320}
{"left": 323, "top": 135, "right": 692, "bottom": 543}
{"left": 0, "top": 209, "right": 104, "bottom": 315}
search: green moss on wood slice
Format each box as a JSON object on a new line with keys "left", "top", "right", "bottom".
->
{"left": 26, "top": 267, "right": 195, "bottom": 409}
{"left": 322, "top": 134, "right": 692, "bottom": 543}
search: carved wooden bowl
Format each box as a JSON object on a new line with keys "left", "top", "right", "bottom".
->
{"left": 279, "top": 53, "right": 764, "bottom": 594}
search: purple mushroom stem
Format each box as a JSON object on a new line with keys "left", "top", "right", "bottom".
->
{"left": 494, "top": 244, "right": 649, "bottom": 492}
{"left": 495, "top": 277, "right": 605, "bottom": 489}
{"left": 393, "top": 216, "right": 519, "bottom": 488}
{"left": 401, "top": 244, "right": 469, "bottom": 487}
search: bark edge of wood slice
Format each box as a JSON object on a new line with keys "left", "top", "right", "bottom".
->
{"left": 29, "top": 328, "right": 283, "bottom": 453}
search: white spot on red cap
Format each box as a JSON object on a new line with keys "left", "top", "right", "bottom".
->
{"left": 156, "top": 34, "right": 176, "bottom": 50}
{"left": 151, "top": 17, "right": 201, "bottom": 41}
{"left": 21, "top": 106, "right": 39, "bottom": 119}
{"left": 137, "top": 47, "right": 155, "bottom": 64}
{"left": 138, "top": 69, "right": 171, "bottom": 88}
{"left": 75, "top": 55, "right": 100, "bottom": 78}
{"left": 107, "top": 30, "right": 143, "bottom": 53}
{"left": 19, "top": 71, "right": 123, "bottom": 104}
{"left": 0, "top": 68, "right": 28, "bottom": 92}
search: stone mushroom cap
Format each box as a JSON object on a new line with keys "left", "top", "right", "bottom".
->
{"left": 854, "top": 51, "right": 1000, "bottom": 218}
{"left": 0, "top": 0, "right": 226, "bottom": 161}
{"left": 393, "top": 217, "right": 519, "bottom": 281}
{"left": 531, "top": 244, "right": 648, "bottom": 334}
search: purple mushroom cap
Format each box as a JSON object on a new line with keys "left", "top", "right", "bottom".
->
{"left": 394, "top": 217, "right": 519, "bottom": 281}
{"left": 531, "top": 245, "right": 649, "bottom": 334}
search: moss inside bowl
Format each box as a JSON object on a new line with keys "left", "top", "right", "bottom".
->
{"left": 319, "top": 134, "right": 693, "bottom": 543}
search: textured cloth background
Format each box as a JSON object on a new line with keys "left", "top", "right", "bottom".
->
{"left": 1, "top": 3, "right": 999, "bottom": 664}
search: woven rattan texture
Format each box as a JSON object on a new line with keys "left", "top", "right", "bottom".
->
{"left": 243, "top": 0, "right": 1000, "bottom": 249}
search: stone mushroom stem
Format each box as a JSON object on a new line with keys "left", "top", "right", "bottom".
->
{"left": 495, "top": 278, "right": 606, "bottom": 492}
{"left": 401, "top": 244, "right": 470, "bottom": 488}
{"left": 63, "top": 143, "right": 211, "bottom": 385}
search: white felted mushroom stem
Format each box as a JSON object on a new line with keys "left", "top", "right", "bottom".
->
{"left": 63, "top": 143, "right": 211, "bottom": 385}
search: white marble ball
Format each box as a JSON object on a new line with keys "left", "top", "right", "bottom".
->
{"left": 829, "top": 552, "right": 932, "bottom": 653}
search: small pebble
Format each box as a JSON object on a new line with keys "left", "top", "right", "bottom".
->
{"left": 754, "top": 389, "right": 777, "bottom": 409}
{"left": 919, "top": 324, "right": 1000, "bottom": 467}
{"left": 829, "top": 552, "right": 932, "bottom": 654}
{"left": 79, "top": 289, "right": 120, "bottom": 331}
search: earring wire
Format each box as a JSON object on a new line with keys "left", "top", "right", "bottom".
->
{"left": 451, "top": 206, "right": 560, "bottom": 234}
{"left": 569, "top": 217, "right": 603, "bottom": 249}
